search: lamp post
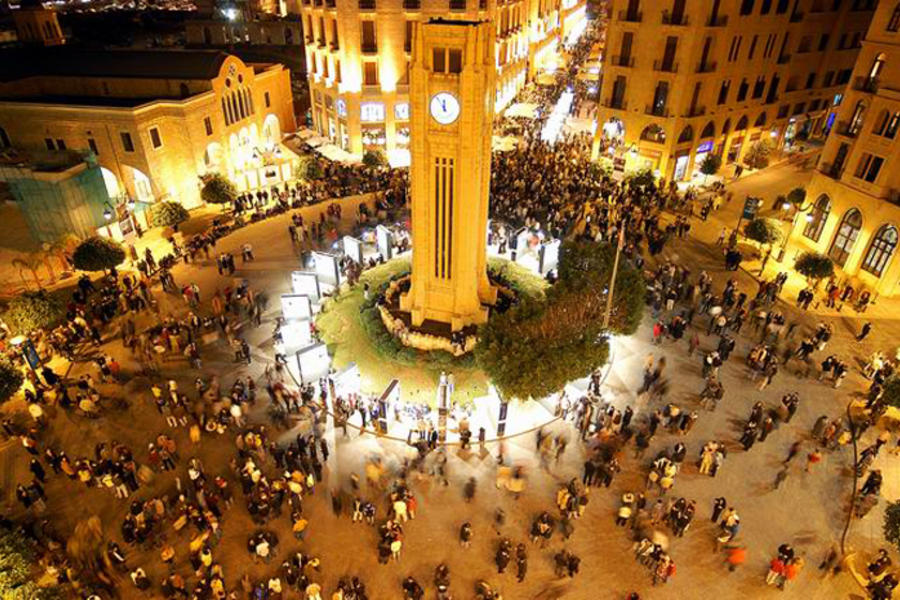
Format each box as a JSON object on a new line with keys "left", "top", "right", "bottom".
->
{"left": 102, "top": 201, "right": 115, "bottom": 238}
{"left": 776, "top": 201, "right": 814, "bottom": 262}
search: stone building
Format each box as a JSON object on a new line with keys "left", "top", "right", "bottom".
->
{"left": 300, "top": 0, "right": 587, "bottom": 158}
{"left": 788, "top": 2, "right": 900, "bottom": 297}
{"left": 0, "top": 48, "right": 296, "bottom": 208}
{"left": 593, "top": 0, "right": 876, "bottom": 182}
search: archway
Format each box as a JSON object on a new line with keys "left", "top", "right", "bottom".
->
{"left": 700, "top": 121, "right": 715, "bottom": 139}
{"left": 828, "top": 208, "right": 862, "bottom": 267}
{"left": 99, "top": 166, "right": 122, "bottom": 199}
{"left": 735, "top": 115, "right": 749, "bottom": 131}
{"left": 204, "top": 142, "right": 224, "bottom": 173}
{"left": 123, "top": 165, "right": 154, "bottom": 203}
{"left": 262, "top": 114, "right": 281, "bottom": 148}
{"left": 754, "top": 112, "right": 767, "bottom": 127}
{"left": 601, "top": 117, "right": 624, "bottom": 141}
{"left": 640, "top": 124, "right": 666, "bottom": 144}
{"left": 677, "top": 125, "right": 694, "bottom": 144}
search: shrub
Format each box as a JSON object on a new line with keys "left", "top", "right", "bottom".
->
{"left": 4, "top": 290, "right": 66, "bottom": 333}
{"left": 626, "top": 168, "right": 656, "bottom": 189}
{"left": 0, "top": 525, "right": 64, "bottom": 598}
{"left": 884, "top": 500, "right": 900, "bottom": 552}
{"left": 787, "top": 186, "right": 807, "bottom": 208}
{"left": 0, "top": 360, "right": 23, "bottom": 404}
{"left": 72, "top": 236, "right": 125, "bottom": 272}
{"left": 881, "top": 375, "right": 900, "bottom": 410}
{"left": 699, "top": 153, "right": 722, "bottom": 180}
{"left": 150, "top": 201, "right": 190, "bottom": 228}
{"left": 201, "top": 173, "right": 238, "bottom": 205}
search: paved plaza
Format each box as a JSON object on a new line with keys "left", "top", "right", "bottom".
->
{"left": 1, "top": 156, "right": 897, "bottom": 599}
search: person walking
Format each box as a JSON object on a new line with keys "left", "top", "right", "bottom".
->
{"left": 805, "top": 450, "right": 823, "bottom": 473}
{"left": 463, "top": 477, "right": 476, "bottom": 503}
{"left": 711, "top": 497, "right": 727, "bottom": 522}
{"left": 857, "top": 322, "right": 872, "bottom": 341}
{"left": 515, "top": 543, "right": 528, "bottom": 583}
{"left": 459, "top": 522, "right": 473, "bottom": 548}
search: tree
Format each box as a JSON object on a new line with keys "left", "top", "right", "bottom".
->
{"left": 150, "top": 201, "right": 190, "bottom": 228}
{"left": 4, "top": 291, "right": 65, "bottom": 333}
{"left": 699, "top": 153, "right": 722, "bottom": 183}
{"left": 200, "top": 173, "right": 238, "bottom": 205}
{"left": 880, "top": 375, "right": 900, "bottom": 410}
{"left": 626, "top": 168, "right": 656, "bottom": 189}
{"left": 0, "top": 525, "right": 64, "bottom": 599}
{"left": 72, "top": 236, "right": 125, "bottom": 272}
{"left": 476, "top": 241, "right": 645, "bottom": 399}
{"left": 744, "top": 218, "right": 782, "bottom": 274}
{"left": 794, "top": 252, "right": 834, "bottom": 287}
{"left": 12, "top": 253, "right": 44, "bottom": 290}
{"left": 743, "top": 139, "right": 773, "bottom": 170}
{"left": 362, "top": 149, "right": 387, "bottom": 168}
{"left": 0, "top": 360, "right": 23, "bottom": 405}
{"left": 884, "top": 500, "right": 900, "bottom": 552}
{"left": 787, "top": 186, "right": 807, "bottom": 208}
{"left": 49, "top": 234, "right": 78, "bottom": 273}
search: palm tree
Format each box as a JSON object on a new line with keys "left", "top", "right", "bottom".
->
{"left": 50, "top": 234, "right": 78, "bottom": 272}
{"left": 39, "top": 243, "right": 56, "bottom": 283}
{"left": 11, "top": 254, "right": 43, "bottom": 290}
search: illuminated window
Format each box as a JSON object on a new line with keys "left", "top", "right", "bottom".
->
{"left": 120, "top": 132, "right": 134, "bottom": 152}
{"left": 862, "top": 225, "right": 898, "bottom": 276}
{"left": 828, "top": 209, "right": 862, "bottom": 266}
{"left": 803, "top": 194, "right": 830, "bottom": 242}
{"left": 361, "top": 102, "right": 385, "bottom": 122}
{"left": 394, "top": 103, "right": 410, "bottom": 120}
{"left": 364, "top": 62, "right": 378, "bottom": 85}
{"left": 149, "top": 127, "right": 162, "bottom": 149}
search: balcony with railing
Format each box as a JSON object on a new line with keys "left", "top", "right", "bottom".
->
{"left": 696, "top": 61, "right": 717, "bottom": 74}
{"left": 834, "top": 121, "right": 858, "bottom": 138}
{"left": 706, "top": 14, "right": 727, "bottom": 26}
{"left": 403, "top": 0, "right": 420, "bottom": 7}
{"left": 645, "top": 104, "right": 670, "bottom": 117}
{"left": 853, "top": 76, "right": 879, "bottom": 93}
{"left": 317, "top": 37, "right": 326, "bottom": 48}
{"left": 325, "top": 0, "right": 335, "bottom": 7}
{"left": 777, "top": 54, "right": 791, "bottom": 64}
{"left": 604, "top": 97, "right": 628, "bottom": 110}
{"left": 610, "top": 55, "right": 634, "bottom": 67}
{"left": 450, "top": 0, "right": 466, "bottom": 10}
{"left": 617, "top": 9, "right": 642, "bottom": 22}
{"left": 661, "top": 10, "right": 688, "bottom": 25}
{"left": 358, "top": 0, "right": 376, "bottom": 9}
{"left": 330, "top": 41, "right": 339, "bottom": 51}
{"left": 685, "top": 106, "right": 706, "bottom": 117}
{"left": 653, "top": 59, "right": 678, "bottom": 73}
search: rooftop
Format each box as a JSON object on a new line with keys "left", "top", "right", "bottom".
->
{"left": 0, "top": 94, "right": 177, "bottom": 108}
{"left": 0, "top": 47, "right": 230, "bottom": 83}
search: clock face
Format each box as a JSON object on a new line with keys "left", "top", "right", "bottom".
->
{"left": 430, "top": 92, "right": 460, "bottom": 125}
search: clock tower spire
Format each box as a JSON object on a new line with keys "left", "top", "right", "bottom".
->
{"left": 400, "top": 19, "right": 498, "bottom": 332}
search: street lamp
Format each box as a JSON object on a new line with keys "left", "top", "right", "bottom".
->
{"left": 776, "top": 200, "right": 814, "bottom": 262}
{"left": 102, "top": 201, "right": 115, "bottom": 238}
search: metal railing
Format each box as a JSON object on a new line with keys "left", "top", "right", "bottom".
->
{"left": 661, "top": 10, "right": 688, "bottom": 25}
{"left": 618, "top": 9, "right": 642, "bottom": 22}
{"left": 610, "top": 55, "right": 635, "bottom": 67}
{"left": 653, "top": 59, "right": 678, "bottom": 73}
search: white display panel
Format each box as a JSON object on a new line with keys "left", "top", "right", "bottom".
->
{"left": 333, "top": 363, "right": 361, "bottom": 398}
{"left": 280, "top": 294, "right": 313, "bottom": 320}
{"left": 296, "top": 343, "right": 331, "bottom": 384}
{"left": 376, "top": 224, "right": 393, "bottom": 260}
{"left": 280, "top": 318, "right": 312, "bottom": 350}
{"left": 313, "top": 251, "right": 341, "bottom": 287}
{"left": 539, "top": 239, "right": 561, "bottom": 274}
{"left": 291, "top": 271, "right": 321, "bottom": 299}
{"left": 343, "top": 235, "right": 363, "bottom": 265}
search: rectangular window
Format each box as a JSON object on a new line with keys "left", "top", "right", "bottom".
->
{"left": 805, "top": 72, "right": 816, "bottom": 88}
{"left": 149, "top": 127, "right": 162, "bottom": 149}
{"left": 792, "top": 102, "right": 806, "bottom": 115}
{"left": 361, "top": 21, "right": 376, "bottom": 52}
{"left": 433, "top": 47, "right": 446, "bottom": 73}
{"left": 822, "top": 71, "right": 834, "bottom": 87}
{"left": 818, "top": 34, "right": 830, "bottom": 51}
{"left": 265, "top": 91, "right": 271, "bottom": 108}
{"left": 88, "top": 138, "right": 98, "bottom": 155}
{"left": 363, "top": 61, "right": 378, "bottom": 85}
{"left": 332, "top": 20, "right": 339, "bottom": 47}
{"left": 405, "top": 21, "right": 413, "bottom": 52}
{"left": 360, "top": 102, "right": 385, "bottom": 122}
{"left": 204, "top": 117, "right": 213, "bottom": 136}
{"left": 752, "top": 76, "right": 765, "bottom": 98}
{"left": 394, "top": 102, "right": 409, "bottom": 120}
{"left": 717, "top": 80, "right": 730, "bottom": 104}
{"left": 854, "top": 154, "right": 884, "bottom": 183}
{"left": 737, "top": 79, "right": 749, "bottom": 101}
{"left": 44, "top": 138, "right": 54, "bottom": 150}
{"left": 760, "top": 0, "right": 772, "bottom": 13}
{"left": 55, "top": 139, "right": 66, "bottom": 150}
{"left": 336, "top": 59, "right": 342, "bottom": 83}
{"left": 121, "top": 132, "right": 134, "bottom": 152}
{"left": 777, "top": 104, "right": 789, "bottom": 118}
{"left": 448, "top": 49, "right": 462, "bottom": 73}
{"left": 748, "top": 35, "right": 758, "bottom": 59}
{"left": 776, "top": 0, "right": 788, "bottom": 12}
{"left": 740, "top": 0, "right": 754, "bottom": 15}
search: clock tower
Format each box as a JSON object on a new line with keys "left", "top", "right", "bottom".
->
{"left": 400, "top": 19, "right": 497, "bottom": 332}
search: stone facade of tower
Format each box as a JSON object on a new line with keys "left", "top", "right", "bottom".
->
{"left": 400, "top": 19, "right": 497, "bottom": 331}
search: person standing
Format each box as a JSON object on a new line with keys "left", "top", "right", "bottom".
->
{"left": 515, "top": 543, "right": 528, "bottom": 583}
{"left": 805, "top": 450, "right": 823, "bottom": 473}
{"left": 857, "top": 322, "right": 872, "bottom": 341}
{"left": 459, "top": 522, "right": 472, "bottom": 548}
{"left": 711, "top": 497, "right": 727, "bottom": 522}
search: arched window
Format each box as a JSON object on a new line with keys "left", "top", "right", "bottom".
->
{"left": 875, "top": 110, "right": 900, "bottom": 139}
{"left": 848, "top": 100, "right": 866, "bottom": 135}
{"left": 677, "top": 125, "right": 693, "bottom": 144}
{"left": 721, "top": 118, "right": 731, "bottom": 135}
{"left": 754, "top": 111, "right": 767, "bottom": 127}
{"left": 862, "top": 225, "right": 898, "bottom": 276}
{"left": 640, "top": 124, "right": 667, "bottom": 143}
{"left": 870, "top": 53, "right": 887, "bottom": 80}
{"left": 735, "top": 115, "right": 748, "bottom": 130}
{"left": 700, "top": 121, "right": 715, "bottom": 138}
{"left": 828, "top": 208, "right": 863, "bottom": 267}
{"left": 889, "top": 3, "right": 900, "bottom": 32}
{"left": 803, "top": 194, "right": 831, "bottom": 242}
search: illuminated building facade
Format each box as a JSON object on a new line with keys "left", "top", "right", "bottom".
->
{"left": 788, "top": 2, "right": 900, "bottom": 297}
{"left": 593, "top": 0, "right": 875, "bottom": 182}
{"left": 300, "top": 0, "right": 587, "bottom": 158}
{"left": 0, "top": 49, "right": 295, "bottom": 208}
